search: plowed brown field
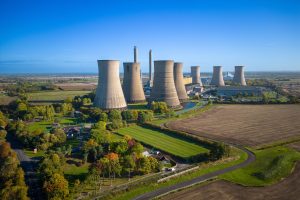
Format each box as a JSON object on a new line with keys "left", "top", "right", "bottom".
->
{"left": 162, "top": 162, "right": 300, "bottom": 200}
{"left": 166, "top": 105, "right": 300, "bottom": 147}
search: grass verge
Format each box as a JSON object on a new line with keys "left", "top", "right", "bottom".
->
{"left": 220, "top": 146, "right": 300, "bottom": 186}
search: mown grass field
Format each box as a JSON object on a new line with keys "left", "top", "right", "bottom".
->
{"left": 27, "top": 117, "right": 77, "bottom": 132}
{"left": 220, "top": 146, "right": 300, "bottom": 186}
{"left": 116, "top": 125, "right": 209, "bottom": 159}
{"left": 27, "top": 90, "right": 90, "bottom": 101}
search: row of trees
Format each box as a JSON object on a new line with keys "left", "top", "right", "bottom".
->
{"left": 0, "top": 142, "right": 29, "bottom": 200}
{"left": 78, "top": 107, "right": 154, "bottom": 126}
{"left": 0, "top": 111, "right": 8, "bottom": 140}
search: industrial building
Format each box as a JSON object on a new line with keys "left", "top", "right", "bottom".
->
{"left": 149, "top": 60, "right": 181, "bottom": 108}
{"left": 216, "top": 86, "right": 262, "bottom": 97}
{"left": 122, "top": 62, "right": 146, "bottom": 103}
{"left": 211, "top": 66, "right": 225, "bottom": 86}
{"left": 233, "top": 66, "right": 247, "bottom": 86}
{"left": 94, "top": 60, "right": 127, "bottom": 110}
{"left": 173, "top": 62, "right": 188, "bottom": 101}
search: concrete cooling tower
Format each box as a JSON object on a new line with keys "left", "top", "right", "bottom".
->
{"left": 211, "top": 66, "right": 225, "bottom": 86}
{"left": 149, "top": 60, "right": 181, "bottom": 108}
{"left": 174, "top": 62, "right": 188, "bottom": 101}
{"left": 233, "top": 66, "right": 247, "bottom": 86}
{"left": 191, "top": 66, "right": 203, "bottom": 86}
{"left": 122, "top": 62, "right": 146, "bottom": 103}
{"left": 94, "top": 60, "right": 127, "bottom": 110}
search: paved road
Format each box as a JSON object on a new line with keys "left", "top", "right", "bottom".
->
{"left": 7, "top": 135, "right": 43, "bottom": 200}
{"left": 133, "top": 129, "right": 255, "bottom": 200}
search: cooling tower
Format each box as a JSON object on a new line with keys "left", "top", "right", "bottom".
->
{"left": 233, "top": 66, "right": 247, "bottom": 86}
{"left": 174, "top": 62, "right": 188, "bottom": 101}
{"left": 122, "top": 62, "right": 146, "bottom": 103}
{"left": 211, "top": 66, "right": 225, "bottom": 86}
{"left": 94, "top": 60, "right": 127, "bottom": 110}
{"left": 191, "top": 66, "right": 203, "bottom": 86}
{"left": 149, "top": 60, "right": 181, "bottom": 108}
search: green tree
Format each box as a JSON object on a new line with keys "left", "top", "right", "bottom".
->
{"left": 123, "top": 155, "right": 135, "bottom": 180}
{"left": 43, "top": 173, "right": 69, "bottom": 200}
{"left": 108, "top": 110, "right": 122, "bottom": 121}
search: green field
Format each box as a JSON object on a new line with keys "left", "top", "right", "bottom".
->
{"left": 27, "top": 118, "right": 77, "bottom": 132}
{"left": 116, "top": 125, "right": 209, "bottom": 158}
{"left": 220, "top": 146, "right": 300, "bottom": 186}
{"left": 27, "top": 90, "right": 90, "bottom": 101}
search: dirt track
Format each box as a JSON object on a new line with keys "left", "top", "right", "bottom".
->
{"left": 162, "top": 162, "right": 300, "bottom": 200}
{"left": 167, "top": 105, "right": 300, "bottom": 147}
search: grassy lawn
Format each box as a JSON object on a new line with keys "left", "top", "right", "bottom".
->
{"left": 27, "top": 90, "right": 90, "bottom": 101}
{"left": 220, "top": 146, "right": 300, "bottom": 186}
{"left": 127, "top": 102, "right": 148, "bottom": 110}
{"left": 103, "top": 147, "right": 247, "bottom": 200}
{"left": 64, "top": 158, "right": 90, "bottom": 187}
{"left": 24, "top": 149, "right": 45, "bottom": 158}
{"left": 116, "top": 125, "right": 209, "bottom": 159}
{"left": 27, "top": 117, "right": 77, "bottom": 132}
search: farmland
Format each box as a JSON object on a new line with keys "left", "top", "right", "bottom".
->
{"left": 27, "top": 90, "right": 90, "bottom": 101}
{"left": 116, "top": 125, "right": 209, "bottom": 159}
{"left": 166, "top": 105, "right": 300, "bottom": 147}
{"left": 162, "top": 163, "right": 300, "bottom": 200}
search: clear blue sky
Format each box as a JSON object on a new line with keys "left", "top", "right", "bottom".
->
{"left": 0, "top": 0, "right": 299, "bottom": 73}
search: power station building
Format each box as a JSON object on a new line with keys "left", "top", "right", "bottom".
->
{"left": 122, "top": 62, "right": 146, "bottom": 103}
{"left": 233, "top": 66, "right": 247, "bottom": 86}
{"left": 149, "top": 60, "right": 181, "bottom": 108}
{"left": 211, "top": 66, "right": 225, "bottom": 86}
{"left": 94, "top": 60, "right": 127, "bottom": 110}
{"left": 174, "top": 62, "right": 188, "bottom": 101}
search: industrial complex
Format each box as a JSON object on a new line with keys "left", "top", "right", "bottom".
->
{"left": 94, "top": 46, "right": 248, "bottom": 110}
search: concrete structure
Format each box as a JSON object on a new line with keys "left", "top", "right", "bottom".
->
{"left": 173, "top": 62, "right": 188, "bottom": 101}
{"left": 211, "top": 66, "right": 225, "bottom": 86}
{"left": 191, "top": 66, "right": 203, "bottom": 86}
{"left": 149, "top": 60, "right": 181, "bottom": 108}
{"left": 94, "top": 60, "right": 127, "bottom": 109}
{"left": 134, "top": 46, "right": 138, "bottom": 62}
{"left": 122, "top": 62, "right": 146, "bottom": 103}
{"left": 216, "top": 86, "right": 262, "bottom": 97}
{"left": 233, "top": 66, "right": 247, "bottom": 86}
{"left": 148, "top": 49, "right": 153, "bottom": 87}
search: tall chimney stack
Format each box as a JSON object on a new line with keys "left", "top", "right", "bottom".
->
{"left": 233, "top": 66, "right": 246, "bottom": 86}
{"left": 149, "top": 49, "right": 152, "bottom": 84}
{"left": 211, "top": 66, "right": 225, "bottom": 86}
{"left": 134, "top": 46, "right": 138, "bottom": 63}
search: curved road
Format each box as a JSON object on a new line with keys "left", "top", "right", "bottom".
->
{"left": 133, "top": 125, "right": 255, "bottom": 200}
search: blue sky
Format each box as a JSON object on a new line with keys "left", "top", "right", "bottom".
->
{"left": 0, "top": 0, "right": 299, "bottom": 73}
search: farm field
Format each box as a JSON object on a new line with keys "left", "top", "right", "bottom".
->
{"left": 0, "top": 94, "right": 17, "bottom": 105}
{"left": 166, "top": 105, "right": 300, "bottom": 147}
{"left": 116, "top": 125, "right": 209, "bottom": 159}
{"left": 162, "top": 162, "right": 300, "bottom": 200}
{"left": 54, "top": 82, "right": 96, "bottom": 91}
{"left": 27, "top": 90, "right": 90, "bottom": 101}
